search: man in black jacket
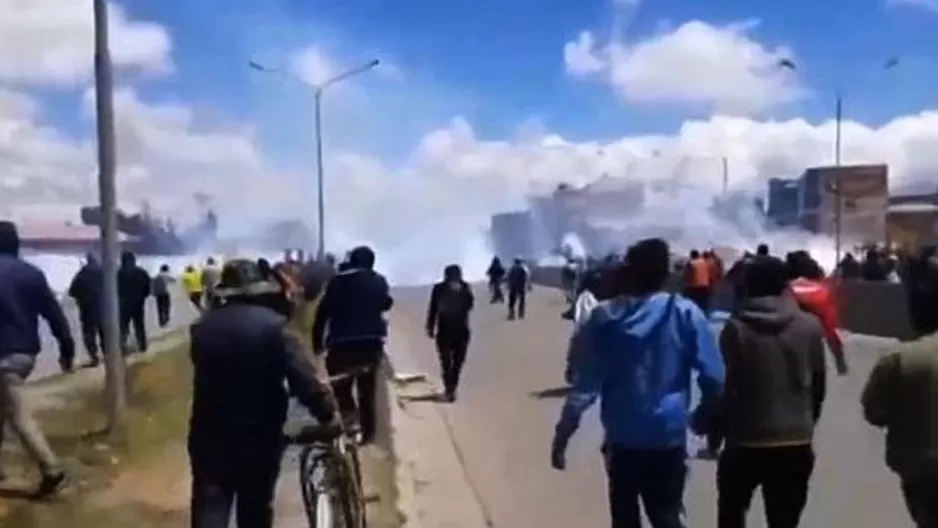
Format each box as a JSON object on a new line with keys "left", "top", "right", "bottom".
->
{"left": 708, "top": 255, "right": 827, "bottom": 528}
{"left": 0, "top": 221, "right": 74, "bottom": 495}
{"left": 426, "top": 265, "right": 474, "bottom": 402}
{"left": 117, "top": 251, "right": 151, "bottom": 354}
{"left": 189, "top": 259, "right": 336, "bottom": 528}
{"left": 312, "top": 245, "right": 393, "bottom": 444}
{"left": 68, "top": 253, "right": 104, "bottom": 367}
{"left": 506, "top": 257, "right": 529, "bottom": 320}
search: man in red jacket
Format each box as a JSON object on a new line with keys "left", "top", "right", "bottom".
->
{"left": 786, "top": 251, "right": 848, "bottom": 375}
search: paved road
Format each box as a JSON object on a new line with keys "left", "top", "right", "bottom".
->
{"left": 388, "top": 285, "right": 910, "bottom": 527}
{"left": 33, "top": 287, "right": 201, "bottom": 382}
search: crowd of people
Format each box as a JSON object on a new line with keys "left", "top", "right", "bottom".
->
{"left": 552, "top": 238, "right": 938, "bottom": 528}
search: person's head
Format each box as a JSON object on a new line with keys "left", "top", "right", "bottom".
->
{"left": 347, "top": 245, "right": 376, "bottom": 270}
{"left": 743, "top": 256, "right": 789, "bottom": 298}
{"left": 216, "top": 259, "right": 280, "bottom": 305}
{"left": 185, "top": 265, "right": 195, "bottom": 273}
{"left": 85, "top": 252, "right": 99, "bottom": 266}
{"left": 159, "top": 264, "right": 170, "bottom": 273}
{"left": 689, "top": 249, "right": 700, "bottom": 260}
{"left": 257, "top": 258, "right": 272, "bottom": 276}
{"left": 206, "top": 256, "right": 216, "bottom": 266}
{"left": 756, "top": 243, "right": 769, "bottom": 256}
{"left": 120, "top": 251, "right": 136, "bottom": 267}
{"left": 324, "top": 253, "right": 337, "bottom": 266}
{"left": 623, "top": 238, "right": 670, "bottom": 296}
{"left": 785, "top": 250, "right": 824, "bottom": 280}
{"left": 0, "top": 221, "right": 20, "bottom": 257}
{"left": 443, "top": 264, "right": 462, "bottom": 283}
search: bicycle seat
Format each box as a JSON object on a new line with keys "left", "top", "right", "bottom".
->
{"left": 288, "top": 421, "right": 343, "bottom": 444}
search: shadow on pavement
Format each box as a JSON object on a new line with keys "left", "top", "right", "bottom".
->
{"left": 530, "top": 386, "right": 573, "bottom": 399}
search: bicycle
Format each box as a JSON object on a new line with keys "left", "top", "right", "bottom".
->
{"left": 285, "top": 366, "right": 371, "bottom": 528}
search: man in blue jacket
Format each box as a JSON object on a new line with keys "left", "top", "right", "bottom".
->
{"left": 313, "top": 245, "right": 393, "bottom": 444}
{"left": 0, "top": 221, "right": 75, "bottom": 496}
{"left": 551, "top": 237, "right": 724, "bottom": 528}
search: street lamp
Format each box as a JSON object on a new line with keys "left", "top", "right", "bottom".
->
{"left": 249, "top": 58, "right": 380, "bottom": 259}
{"left": 778, "top": 57, "right": 899, "bottom": 267}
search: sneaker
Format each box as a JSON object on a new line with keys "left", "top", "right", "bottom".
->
{"left": 34, "top": 471, "right": 68, "bottom": 498}
{"left": 85, "top": 357, "right": 101, "bottom": 368}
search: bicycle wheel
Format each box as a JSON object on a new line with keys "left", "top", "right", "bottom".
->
{"left": 343, "top": 443, "right": 366, "bottom": 526}
{"left": 300, "top": 448, "right": 361, "bottom": 528}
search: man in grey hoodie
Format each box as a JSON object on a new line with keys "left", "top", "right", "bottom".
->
{"left": 707, "top": 255, "right": 827, "bottom": 528}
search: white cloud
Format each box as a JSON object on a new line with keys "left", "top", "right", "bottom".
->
{"left": 0, "top": 0, "right": 172, "bottom": 86}
{"left": 886, "top": 0, "right": 938, "bottom": 12}
{"left": 565, "top": 20, "right": 807, "bottom": 113}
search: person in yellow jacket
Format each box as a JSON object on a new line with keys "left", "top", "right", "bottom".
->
{"left": 181, "top": 265, "right": 203, "bottom": 309}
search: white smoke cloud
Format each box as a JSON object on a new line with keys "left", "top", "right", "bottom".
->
{"left": 2, "top": 5, "right": 936, "bottom": 286}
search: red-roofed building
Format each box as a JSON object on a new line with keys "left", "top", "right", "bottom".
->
{"left": 17, "top": 222, "right": 135, "bottom": 253}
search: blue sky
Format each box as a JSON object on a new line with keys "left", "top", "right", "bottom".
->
{"left": 108, "top": 0, "right": 938, "bottom": 146}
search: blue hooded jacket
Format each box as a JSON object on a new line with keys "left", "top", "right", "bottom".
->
{"left": 554, "top": 292, "right": 724, "bottom": 450}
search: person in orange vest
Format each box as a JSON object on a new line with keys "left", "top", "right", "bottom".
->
{"left": 684, "top": 249, "right": 713, "bottom": 313}
{"left": 704, "top": 249, "right": 724, "bottom": 287}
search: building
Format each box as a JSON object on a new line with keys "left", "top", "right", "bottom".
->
{"left": 489, "top": 211, "right": 536, "bottom": 260}
{"left": 797, "top": 164, "right": 889, "bottom": 246}
{"left": 766, "top": 178, "right": 801, "bottom": 227}
{"left": 886, "top": 192, "right": 938, "bottom": 249}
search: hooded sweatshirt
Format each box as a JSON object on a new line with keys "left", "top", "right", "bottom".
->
{"left": 719, "top": 295, "right": 827, "bottom": 447}
{"left": 0, "top": 221, "right": 74, "bottom": 374}
{"left": 555, "top": 292, "right": 724, "bottom": 449}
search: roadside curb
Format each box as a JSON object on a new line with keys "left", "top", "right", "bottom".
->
{"left": 384, "top": 330, "right": 491, "bottom": 528}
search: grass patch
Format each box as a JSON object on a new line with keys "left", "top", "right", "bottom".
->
{"left": 0, "top": 335, "right": 194, "bottom": 527}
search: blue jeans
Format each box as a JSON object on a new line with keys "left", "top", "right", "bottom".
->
{"left": 605, "top": 446, "right": 688, "bottom": 528}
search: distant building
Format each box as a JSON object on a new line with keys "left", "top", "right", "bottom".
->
{"left": 766, "top": 178, "right": 801, "bottom": 227}
{"left": 797, "top": 164, "right": 889, "bottom": 246}
{"left": 887, "top": 192, "right": 938, "bottom": 249}
{"left": 489, "top": 211, "right": 535, "bottom": 260}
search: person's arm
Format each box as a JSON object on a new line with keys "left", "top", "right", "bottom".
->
{"left": 861, "top": 351, "right": 900, "bottom": 428}
{"left": 35, "top": 271, "right": 75, "bottom": 369}
{"left": 279, "top": 326, "right": 336, "bottom": 423}
{"left": 311, "top": 280, "right": 335, "bottom": 353}
{"left": 554, "top": 314, "right": 602, "bottom": 445}
{"left": 425, "top": 284, "right": 441, "bottom": 336}
{"left": 817, "top": 287, "right": 847, "bottom": 374}
{"left": 688, "top": 304, "right": 725, "bottom": 408}
{"left": 464, "top": 283, "right": 475, "bottom": 311}
{"left": 67, "top": 270, "right": 83, "bottom": 300}
{"left": 378, "top": 274, "right": 394, "bottom": 312}
{"left": 809, "top": 326, "right": 828, "bottom": 422}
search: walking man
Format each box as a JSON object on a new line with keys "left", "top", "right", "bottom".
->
{"left": 189, "top": 259, "right": 337, "bottom": 528}
{"left": 0, "top": 221, "right": 74, "bottom": 495}
{"left": 861, "top": 251, "right": 938, "bottom": 527}
{"left": 118, "top": 251, "right": 152, "bottom": 354}
{"left": 312, "top": 246, "right": 393, "bottom": 445}
{"left": 426, "top": 265, "right": 474, "bottom": 402}
{"left": 506, "top": 257, "right": 529, "bottom": 320}
{"left": 68, "top": 253, "right": 104, "bottom": 367}
{"left": 182, "top": 265, "right": 203, "bottom": 309}
{"left": 711, "top": 255, "right": 827, "bottom": 528}
{"left": 551, "top": 238, "right": 724, "bottom": 528}
{"left": 153, "top": 264, "right": 174, "bottom": 328}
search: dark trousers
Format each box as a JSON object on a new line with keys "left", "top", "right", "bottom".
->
{"left": 78, "top": 310, "right": 103, "bottom": 360}
{"left": 155, "top": 294, "right": 171, "bottom": 327}
{"left": 508, "top": 288, "right": 526, "bottom": 319}
{"left": 189, "top": 292, "right": 203, "bottom": 310}
{"left": 683, "top": 287, "right": 712, "bottom": 313}
{"left": 120, "top": 306, "right": 148, "bottom": 353}
{"left": 325, "top": 342, "right": 382, "bottom": 442}
{"left": 606, "top": 446, "right": 688, "bottom": 528}
{"left": 902, "top": 476, "right": 938, "bottom": 527}
{"left": 489, "top": 281, "right": 504, "bottom": 303}
{"left": 717, "top": 445, "right": 815, "bottom": 528}
{"left": 436, "top": 325, "right": 470, "bottom": 395}
{"left": 189, "top": 432, "right": 284, "bottom": 528}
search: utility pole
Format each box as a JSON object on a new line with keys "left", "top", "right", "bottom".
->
{"left": 93, "top": 0, "right": 127, "bottom": 429}
{"left": 833, "top": 92, "right": 843, "bottom": 268}
{"left": 721, "top": 156, "right": 729, "bottom": 196}
{"left": 314, "top": 90, "right": 326, "bottom": 260}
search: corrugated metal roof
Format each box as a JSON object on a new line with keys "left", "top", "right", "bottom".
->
{"left": 888, "top": 203, "right": 938, "bottom": 214}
